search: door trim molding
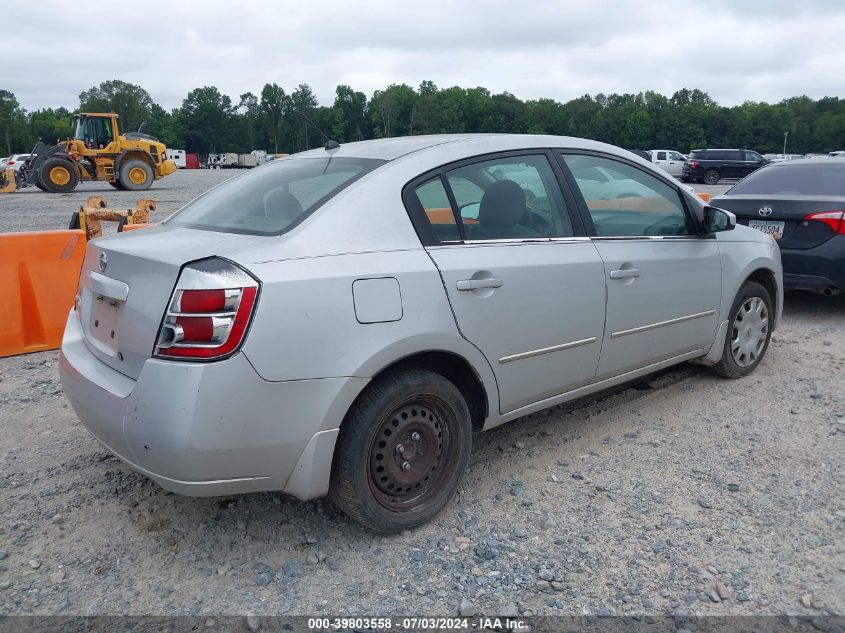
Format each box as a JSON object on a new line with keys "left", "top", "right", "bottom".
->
{"left": 498, "top": 336, "right": 597, "bottom": 364}
{"left": 611, "top": 309, "right": 717, "bottom": 339}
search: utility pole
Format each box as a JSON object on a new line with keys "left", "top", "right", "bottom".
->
{"left": 783, "top": 131, "right": 788, "bottom": 156}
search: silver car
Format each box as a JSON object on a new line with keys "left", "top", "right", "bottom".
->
{"left": 60, "top": 135, "right": 783, "bottom": 532}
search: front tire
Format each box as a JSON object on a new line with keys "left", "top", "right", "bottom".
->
{"left": 709, "top": 281, "right": 773, "bottom": 379}
{"left": 703, "top": 169, "right": 721, "bottom": 185}
{"left": 330, "top": 368, "right": 472, "bottom": 533}
{"left": 39, "top": 158, "right": 79, "bottom": 193}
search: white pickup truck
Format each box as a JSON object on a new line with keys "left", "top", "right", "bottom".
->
{"left": 649, "top": 149, "right": 687, "bottom": 177}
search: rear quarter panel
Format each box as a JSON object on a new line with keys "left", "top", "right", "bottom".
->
{"left": 241, "top": 249, "right": 500, "bottom": 420}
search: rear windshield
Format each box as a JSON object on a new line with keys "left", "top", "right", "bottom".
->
{"left": 728, "top": 164, "right": 845, "bottom": 196}
{"left": 166, "top": 157, "right": 384, "bottom": 235}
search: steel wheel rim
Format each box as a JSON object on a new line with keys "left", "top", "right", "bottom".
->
{"left": 730, "top": 296, "right": 768, "bottom": 367}
{"left": 367, "top": 396, "right": 457, "bottom": 512}
{"left": 128, "top": 166, "right": 148, "bottom": 185}
{"left": 51, "top": 166, "right": 70, "bottom": 185}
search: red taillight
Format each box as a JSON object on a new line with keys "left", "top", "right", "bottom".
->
{"left": 688, "top": 161, "right": 698, "bottom": 169}
{"left": 178, "top": 288, "right": 227, "bottom": 312}
{"left": 7, "top": 161, "right": 14, "bottom": 165}
{"left": 154, "top": 259, "right": 259, "bottom": 361}
{"left": 804, "top": 210, "right": 845, "bottom": 234}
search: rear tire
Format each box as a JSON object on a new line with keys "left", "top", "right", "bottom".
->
{"left": 709, "top": 281, "right": 773, "bottom": 379}
{"left": 703, "top": 169, "right": 721, "bottom": 185}
{"left": 118, "top": 159, "right": 153, "bottom": 191}
{"left": 109, "top": 180, "right": 126, "bottom": 190}
{"left": 39, "top": 158, "right": 79, "bottom": 193}
{"left": 330, "top": 368, "right": 472, "bottom": 533}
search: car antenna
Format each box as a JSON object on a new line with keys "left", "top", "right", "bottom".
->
{"left": 296, "top": 111, "right": 340, "bottom": 150}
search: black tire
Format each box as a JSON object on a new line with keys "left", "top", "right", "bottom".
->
{"left": 330, "top": 368, "right": 472, "bottom": 533}
{"left": 34, "top": 180, "right": 48, "bottom": 191}
{"left": 709, "top": 281, "right": 773, "bottom": 379}
{"left": 118, "top": 158, "right": 154, "bottom": 191}
{"left": 680, "top": 177, "right": 690, "bottom": 183}
{"left": 703, "top": 169, "right": 721, "bottom": 185}
{"left": 109, "top": 180, "right": 126, "bottom": 190}
{"left": 39, "top": 158, "right": 79, "bottom": 193}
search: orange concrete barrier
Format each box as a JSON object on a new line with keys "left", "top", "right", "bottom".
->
{"left": 697, "top": 192, "right": 712, "bottom": 203}
{"left": 0, "top": 230, "right": 85, "bottom": 357}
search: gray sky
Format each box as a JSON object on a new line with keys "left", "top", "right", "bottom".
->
{"left": 5, "top": 0, "right": 845, "bottom": 111}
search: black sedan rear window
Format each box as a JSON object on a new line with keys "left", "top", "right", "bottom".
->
{"left": 729, "top": 164, "right": 845, "bottom": 196}
{"left": 167, "top": 157, "right": 384, "bottom": 235}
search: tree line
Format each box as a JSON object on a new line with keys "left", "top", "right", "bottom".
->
{"left": 1, "top": 80, "right": 843, "bottom": 157}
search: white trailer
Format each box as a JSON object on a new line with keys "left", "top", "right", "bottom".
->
{"left": 167, "top": 149, "right": 187, "bottom": 169}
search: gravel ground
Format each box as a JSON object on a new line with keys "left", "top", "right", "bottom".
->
{"left": 0, "top": 172, "right": 841, "bottom": 621}
{"left": 0, "top": 170, "right": 238, "bottom": 233}
{"left": 0, "top": 293, "right": 842, "bottom": 618}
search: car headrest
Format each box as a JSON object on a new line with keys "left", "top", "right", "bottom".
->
{"left": 264, "top": 190, "right": 303, "bottom": 221}
{"left": 478, "top": 180, "right": 526, "bottom": 228}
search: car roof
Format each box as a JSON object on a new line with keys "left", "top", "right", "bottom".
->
{"left": 766, "top": 157, "right": 845, "bottom": 167}
{"left": 293, "top": 134, "right": 646, "bottom": 163}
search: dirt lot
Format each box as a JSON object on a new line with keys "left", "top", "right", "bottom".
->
{"left": 0, "top": 172, "right": 842, "bottom": 622}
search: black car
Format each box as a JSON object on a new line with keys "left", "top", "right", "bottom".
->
{"left": 711, "top": 158, "right": 845, "bottom": 295}
{"left": 683, "top": 149, "right": 769, "bottom": 185}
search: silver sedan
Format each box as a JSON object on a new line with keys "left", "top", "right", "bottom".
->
{"left": 60, "top": 134, "right": 783, "bottom": 532}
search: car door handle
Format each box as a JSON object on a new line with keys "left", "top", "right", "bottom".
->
{"left": 609, "top": 268, "right": 641, "bottom": 279}
{"left": 457, "top": 278, "right": 503, "bottom": 291}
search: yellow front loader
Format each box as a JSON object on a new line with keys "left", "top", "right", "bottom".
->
{"left": 3, "top": 112, "right": 176, "bottom": 194}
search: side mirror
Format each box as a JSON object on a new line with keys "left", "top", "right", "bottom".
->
{"left": 703, "top": 206, "right": 736, "bottom": 233}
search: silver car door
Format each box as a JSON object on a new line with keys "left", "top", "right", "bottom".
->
{"left": 407, "top": 153, "right": 606, "bottom": 414}
{"left": 560, "top": 152, "right": 722, "bottom": 378}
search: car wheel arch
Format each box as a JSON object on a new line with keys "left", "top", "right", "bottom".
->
{"left": 743, "top": 267, "right": 779, "bottom": 329}
{"left": 346, "top": 349, "right": 490, "bottom": 434}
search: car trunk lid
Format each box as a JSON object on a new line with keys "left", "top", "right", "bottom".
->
{"left": 76, "top": 225, "right": 270, "bottom": 380}
{"left": 711, "top": 194, "right": 845, "bottom": 249}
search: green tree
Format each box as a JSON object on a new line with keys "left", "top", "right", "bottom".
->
{"left": 288, "top": 83, "right": 319, "bottom": 151}
{"left": 28, "top": 107, "right": 73, "bottom": 146}
{"left": 259, "top": 83, "right": 287, "bottom": 153}
{"left": 331, "top": 84, "right": 369, "bottom": 142}
{"left": 180, "top": 86, "right": 235, "bottom": 154}
{"left": 369, "top": 84, "right": 417, "bottom": 138}
{"left": 78, "top": 80, "right": 153, "bottom": 133}
{"left": 0, "top": 90, "right": 29, "bottom": 155}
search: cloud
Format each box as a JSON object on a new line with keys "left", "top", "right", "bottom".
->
{"left": 3, "top": 0, "right": 844, "bottom": 111}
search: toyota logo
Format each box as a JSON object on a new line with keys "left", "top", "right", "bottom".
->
{"left": 758, "top": 207, "right": 773, "bottom": 217}
{"left": 98, "top": 251, "right": 108, "bottom": 272}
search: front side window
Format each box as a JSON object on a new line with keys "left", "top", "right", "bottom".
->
{"left": 744, "top": 150, "right": 764, "bottom": 162}
{"left": 562, "top": 154, "right": 692, "bottom": 237}
{"left": 669, "top": 152, "right": 685, "bottom": 161}
{"left": 167, "top": 157, "right": 383, "bottom": 235}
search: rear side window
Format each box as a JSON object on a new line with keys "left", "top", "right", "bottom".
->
{"left": 409, "top": 154, "right": 575, "bottom": 243}
{"left": 167, "top": 157, "right": 383, "bottom": 235}
{"left": 729, "top": 164, "right": 845, "bottom": 196}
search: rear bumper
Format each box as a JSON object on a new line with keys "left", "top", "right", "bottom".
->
{"left": 59, "top": 310, "right": 367, "bottom": 499}
{"left": 781, "top": 236, "right": 845, "bottom": 293}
